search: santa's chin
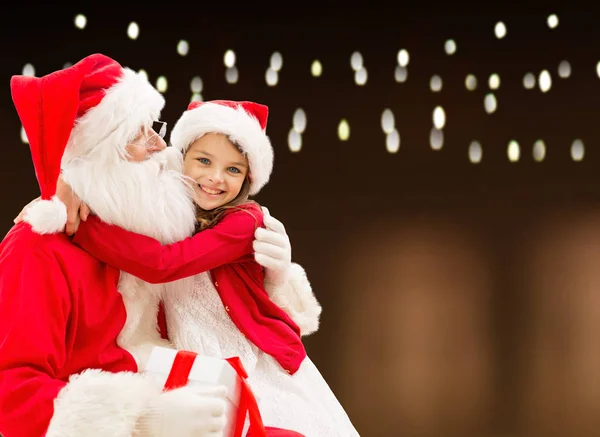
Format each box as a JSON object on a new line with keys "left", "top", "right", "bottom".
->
{"left": 62, "top": 151, "right": 197, "bottom": 244}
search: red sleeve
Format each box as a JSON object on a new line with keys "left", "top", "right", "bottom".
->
{"left": 73, "top": 205, "right": 263, "bottom": 284}
{"left": 0, "top": 245, "right": 71, "bottom": 437}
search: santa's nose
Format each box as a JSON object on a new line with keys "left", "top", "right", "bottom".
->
{"left": 148, "top": 136, "right": 167, "bottom": 153}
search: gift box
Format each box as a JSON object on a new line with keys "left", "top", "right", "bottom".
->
{"left": 145, "top": 346, "right": 265, "bottom": 437}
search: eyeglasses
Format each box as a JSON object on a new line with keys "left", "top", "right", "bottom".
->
{"left": 129, "top": 121, "right": 167, "bottom": 149}
{"left": 152, "top": 121, "right": 167, "bottom": 139}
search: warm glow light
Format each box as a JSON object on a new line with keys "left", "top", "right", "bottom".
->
{"left": 74, "top": 14, "right": 87, "bottom": 29}
{"left": 386, "top": 130, "right": 400, "bottom": 153}
{"left": 224, "top": 50, "right": 236, "bottom": 68}
{"left": 508, "top": 140, "right": 520, "bottom": 162}
{"left": 469, "top": 141, "right": 482, "bottom": 163}
{"left": 444, "top": 39, "right": 457, "bottom": 55}
{"left": 338, "top": 119, "right": 350, "bottom": 141}
{"left": 381, "top": 109, "right": 395, "bottom": 134}
{"left": 433, "top": 106, "right": 446, "bottom": 129}
{"left": 495, "top": 21, "right": 507, "bottom": 39}
{"left": 397, "top": 49, "right": 410, "bottom": 67}
{"left": 127, "top": 22, "right": 139, "bottom": 40}
{"left": 311, "top": 60, "right": 322, "bottom": 77}
{"left": 293, "top": 108, "right": 307, "bottom": 134}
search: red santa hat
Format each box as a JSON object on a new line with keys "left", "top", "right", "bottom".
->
{"left": 170, "top": 100, "right": 274, "bottom": 196}
{"left": 11, "top": 53, "right": 164, "bottom": 234}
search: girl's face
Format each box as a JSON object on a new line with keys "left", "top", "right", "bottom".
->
{"left": 183, "top": 133, "right": 249, "bottom": 211}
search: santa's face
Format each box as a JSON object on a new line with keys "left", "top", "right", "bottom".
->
{"left": 62, "top": 139, "right": 197, "bottom": 244}
{"left": 183, "top": 133, "right": 249, "bottom": 211}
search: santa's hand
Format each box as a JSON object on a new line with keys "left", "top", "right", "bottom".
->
{"left": 55, "top": 177, "right": 90, "bottom": 235}
{"left": 254, "top": 207, "right": 292, "bottom": 286}
{"left": 14, "top": 196, "right": 41, "bottom": 224}
{"left": 136, "top": 385, "right": 227, "bottom": 437}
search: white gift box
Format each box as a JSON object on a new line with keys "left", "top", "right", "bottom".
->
{"left": 145, "top": 346, "right": 245, "bottom": 437}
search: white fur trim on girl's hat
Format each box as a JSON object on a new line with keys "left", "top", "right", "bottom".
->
{"left": 169, "top": 100, "right": 274, "bottom": 196}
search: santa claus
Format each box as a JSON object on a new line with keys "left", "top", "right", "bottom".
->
{"left": 0, "top": 53, "right": 317, "bottom": 437}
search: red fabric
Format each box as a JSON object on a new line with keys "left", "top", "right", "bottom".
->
{"left": 0, "top": 223, "right": 137, "bottom": 437}
{"left": 225, "top": 357, "right": 266, "bottom": 437}
{"left": 163, "top": 350, "right": 198, "bottom": 390}
{"left": 10, "top": 54, "right": 122, "bottom": 200}
{"left": 73, "top": 203, "right": 306, "bottom": 374}
{"left": 225, "top": 357, "right": 248, "bottom": 378}
{"left": 258, "top": 428, "right": 305, "bottom": 437}
{"left": 157, "top": 301, "right": 168, "bottom": 339}
{"left": 188, "top": 100, "right": 269, "bottom": 131}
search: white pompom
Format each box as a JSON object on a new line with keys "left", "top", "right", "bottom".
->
{"left": 24, "top": 196, "right": 67, "bottom": 235}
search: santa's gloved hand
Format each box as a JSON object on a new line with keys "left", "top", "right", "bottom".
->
{"left": 254, "top": 207, "right": 292, "bottom": 287}
{"left": 135, "top": 385, "right": 227, "bottom": 437}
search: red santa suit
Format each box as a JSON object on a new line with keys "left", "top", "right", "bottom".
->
{"left": 0, "top": 54, "right": 172, "bottom": 437}
{"left": 0, "top": 224, "right": 158, "bottom": 437}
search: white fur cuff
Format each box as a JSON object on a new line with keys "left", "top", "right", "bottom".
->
{"left": 46, "top": 369, "right": 162, "bottom": 437}
{"left": 267, "top": 263, "right": 322, "bottom": 336}
{"left": 23, "top": 196, "right": 67, "bottom": 235}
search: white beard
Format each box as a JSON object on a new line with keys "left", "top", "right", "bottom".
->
{"left": 61, "top": 148, "right": 197, "bottom": 369}
{"left": 62, "top": 148, "right": 197, "bottom": 244}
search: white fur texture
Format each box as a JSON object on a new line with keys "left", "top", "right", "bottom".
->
{"left": 23, "top": 196, "right": 67, "bottom": 235}
{"left": 62, "top": 150, "right": 196, "bottom": 245}
{"left": 266, "top": 263, "right": 322, "bottom": 336}
{"left": 46, "top": 368, "right": 162, "bottom": 437}
{"left": 62, "top": 68, "right": 165, "bottom": 166}
{"left": 162, "top": 146, "right": 185, "bottom": 173}
{"left": 116, "top": 276, "right": 175, "bottom": 371}
{"left": 62, "top": 148, "right": 198, "bottom": 370}
{"left": 170, "top": 103, "right": 274, "bottom": 195}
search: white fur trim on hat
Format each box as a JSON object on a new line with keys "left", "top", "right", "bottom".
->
{"left": 62, "top": 68, "right": 165, "bottom": 166}
{"left": 23, "top": 196, "right": 67, "bottom": 235}
{"left": 170, "top": 103, "right": 274, "bottom": 195}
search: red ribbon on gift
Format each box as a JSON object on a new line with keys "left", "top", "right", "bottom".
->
{"left": 163, "top": 350, "right": 267, "bottom": 437}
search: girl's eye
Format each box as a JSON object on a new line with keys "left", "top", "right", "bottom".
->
{"left": 198, "top": 157, "right": 210, "bottom": 165}
{"left": 228, "top": 167, "right": 241, "bottom": 174}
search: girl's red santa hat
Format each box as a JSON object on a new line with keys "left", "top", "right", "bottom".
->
{"left": 170, "top": 100, "right": 274, "bottom": 196}
{"left": 11, "top": 53, "right": 164, "bottom": 234}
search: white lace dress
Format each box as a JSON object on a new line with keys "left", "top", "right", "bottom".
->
{"left": 163, "top": 273, "right": 359, "bottom": 437}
